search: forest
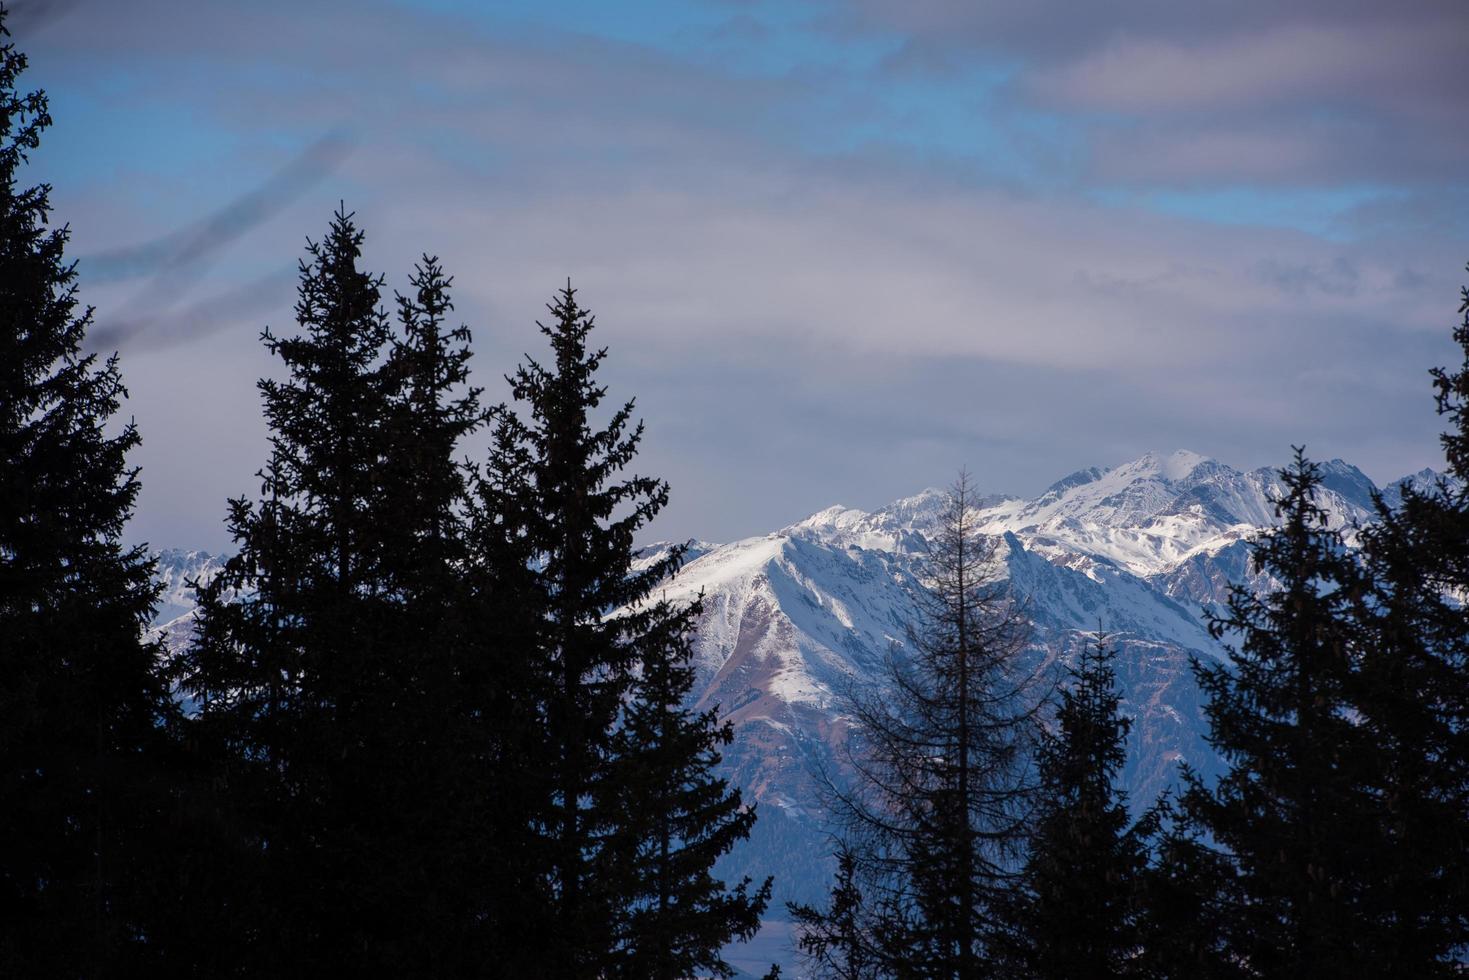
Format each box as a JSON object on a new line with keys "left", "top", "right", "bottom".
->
{"left": 3, "top": 7, "right": 1468, "bottom": 978}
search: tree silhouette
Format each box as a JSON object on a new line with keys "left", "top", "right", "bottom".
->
{"left": 480, "top": 283, "right": 770, "bottom": 975}
{"left": 1180, "top": 451, "right": 1381, "bottom": 978}
{"left": 179, "top": 209, "right": 487, "bottom": 972}
{"left": 1346, "top": 263, "right": 1469, "bottom": 973}
{"left": 1012, "top": 637, "right": 1149, "bottom": 979}
{"left": 0, "top": 9, "right": 183, "bottom": 972}
{"left": 797, "top": 473, "right": 1042, "bottom": 978}
{"left": 603, "top": 604, "right": 771, "bottom": 979}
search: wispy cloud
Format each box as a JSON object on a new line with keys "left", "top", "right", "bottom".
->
{"left": 842, "top": 0, "right": 1469, "bottom": 186}
{"left": 16, "top": 0, "right": 1469, "bottom": 550}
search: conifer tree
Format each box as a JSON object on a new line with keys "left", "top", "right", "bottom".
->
{"left": 383, "top": 256, "right": 481, "bottom": 591}
{"left": 1131, "top": 795, "right": 1242, "bottom": 980}
{"left": 179, "top": 210, "right": 485, "bottom": 972}
{"left": 603, "top": 605, "right": 772, "bottom": 979}
{"left": 1011, "top": 637, "right": 1147, "bottom": 980}
{"left": 789, "top": 841, "right": 881, "bottom": 980}
{"left": 1346, "top": 263, "right": 1469, "bottom": 973}
{"left": 459, "top": 412, "right": 564, "bottom": 972}
{"left": 1179, "top": 450, "right": 1380, "bottom": 979}
{"left": 0, "top": 10, "right": 182, "bottom": 972}
{"left": 798, "top": 473, "right": 1041, "bottom": 979}
{"left": 480, "top": 283, "right": 769, "bottom": 975}
{"left": 375, "top": 254, "right": 498, "bottom": 967}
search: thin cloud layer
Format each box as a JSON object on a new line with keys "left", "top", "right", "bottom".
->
{"left": 846, "top": 0, "right": 1469, "bottom": 186}
{"left": 15, "top": 0, "right": 1469, "bottom": 549}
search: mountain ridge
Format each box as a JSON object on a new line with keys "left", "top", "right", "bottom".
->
{"left": 147, "top": 450, "right": 1445, "bottom": 918}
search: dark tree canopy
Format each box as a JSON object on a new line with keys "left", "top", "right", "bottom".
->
{"left": 0, "top": 9, "right": 182, "bottom": 972}
{"left": 790, "top": 841, "right": 882, "bottom": 980}
{"left": 1180, "top": 450, "right": 1383, "bottom": 978}
{"left": 1012, "top": 637, "right": 1149, "bottom": 980}
{"left": 177, "top": 209, "right": 491, "bottom": 973}
{"left": 603, "top": 607, "right": 771, "bottom": 979}
{"left": 481, "top": 283, "right": 770, "bottom": 976}
{"left": 1132, "top": 794, "right": 1243, "bottom": 980}
{"left": 1345, "top": 263, "right": 1469, "bottom": 973}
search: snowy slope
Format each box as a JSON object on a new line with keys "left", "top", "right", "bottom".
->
{"left": 969, "top": 450, "right": 1378, "bottom": 578}
{"left": 153, "top": 549, "right": 228, "bottom": 624}
{"left": 667, "top": 451, "right": 1426, "bottom": 913}
{"left": 149, "top": 549, "right": 230, "bottom": 652}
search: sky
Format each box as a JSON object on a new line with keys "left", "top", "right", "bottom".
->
{"left": 11, "top": 0, "right": 1469, "bottom": 552}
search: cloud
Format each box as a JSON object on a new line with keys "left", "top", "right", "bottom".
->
{"left": 83, "top": 132, "right": 353, "bottom": 285}
{"left": 91, "top": 141, "right": 1461, "bottom": 549}
{"left": 86, "top": 270, "right": 297, "bottom": 355}
{"left": 841, "top": 0, "right": 1463, "bottom": 63}
{"left": 1025, "top": 23, "right": 1457, "bottom": 115}
{"left": 16, "top": 0, "right": 1469, "bottom": 551}
{"left": 840, "top": 0, "right": 1469, "bottom": 186}
{"left": 6, "top": 0, "right": 87, "bottom": 34}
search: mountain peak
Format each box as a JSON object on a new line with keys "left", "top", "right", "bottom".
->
{"left": 787, "top": 504, "right": 869, "bottom": 535}
{"left": 872, "top": 487, "right": 951, "bottom": 526}
{"left": 1380, "top": 466, "right": 1454, "bottom": 509}
{"left": 1118, "top": 449, "right": 1213, "bottom": 483}
{"left": 1314, "top": 459, "right": 1378, "bottom": 511}
{"left": 1388, "top": 466, "right": 1447, "bottom": 492}
{"left": 1042, "top": 466, "right": 1106, "bottom": 497}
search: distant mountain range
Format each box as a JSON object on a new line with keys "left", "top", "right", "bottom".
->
{"left": 634, "top": 450, "right": 1431, "bottom": 917}
{"left": 147, "top": 449, "right": 1442, "bottom": 970}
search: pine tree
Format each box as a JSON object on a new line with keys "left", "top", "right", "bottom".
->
{"left": 1430, "top": 263, "right": 1469, "bottom": 486}
{"left": 479, "top": 283, "right": 770, "bottom": 974}
{"left": 382, "top": 255, "right": 481, "bottom": 590}
{"left": 798, "top": 473, "right": 1041, "bottom": 979}
{"left": 1338, "top": 518, "right": 1467, "bottom": 976}
{"left": 603, "top": 604, "right": 772, "bottom": 979}
{"left": 0, "top": 10, "right": 182, "bottom": 972}
{"left": 178, "top": 210, "right": 485, "bottom": 972}
{"left": 1012, "top": 637, "right": 1148, "bottom": 979}
{"left": 1179, "top": 450, "right": 1380, "bottom": 978}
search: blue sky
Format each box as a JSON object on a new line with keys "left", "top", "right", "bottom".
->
{"left": 13, "top": 0, "right": 1469, "bottom": 550}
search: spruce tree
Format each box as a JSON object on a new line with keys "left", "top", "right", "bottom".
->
{"left": 460, "top": 409, "right": 564, "bottom": 973}
{"left": 480, "top": 283, "right": 769, "bottom": 974}
{"left": 798, "top": 473, "right": 1041, "bottom": 979}
{"left": 1340, "top": 514, "right": 1467, "bottom": 977}
{"left": 0, "top": 10, "right": 182, "bottom": 972}
{"left": 1346, "top": 262, "right": 1469, "bottom": 972}
{"left": 376, "top": 254, "right": 496, "bottom": 968}
{"left": 1179, "top": 450, "right": 1380, "bottom": 978}
{"left": 382, "top": 255, "right": 481, "bottom": 592}
{"left": 789, "top": 842, "right": 881, "bottom": 980}
{"left": 179, "top": 210, "right": 485, "bottom": 972}
{"left": 603, "top": 607, "right": 772, "bottom": 979}
{"left": 1011, "top": 637, "right": 1147, "bottom": 980}
{"left": 1131, "top": 795, "right": 1242, "bottom": 980}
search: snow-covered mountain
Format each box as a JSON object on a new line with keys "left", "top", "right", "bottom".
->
{"left": 655, "top": 450, "right": 1411, "bottom": 913}
{"left": 973, "top": 450, "right": 1375, "bottom": 575}
{"left": 150, "top": 549, "right": 229, "bottom": 652}
{"left": 154, "top": 549, "right": 228, "bottom": 623}
{"left": 147, "top": 450, "right": 1437, "bottom": 933}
